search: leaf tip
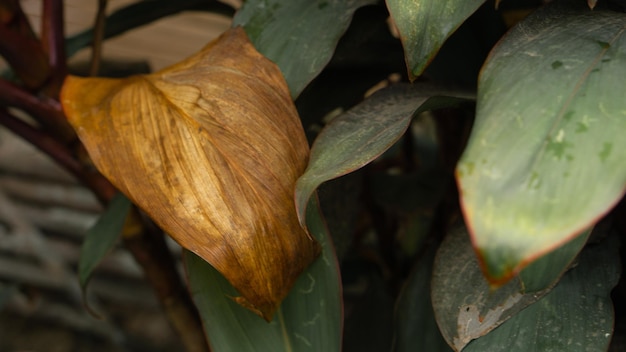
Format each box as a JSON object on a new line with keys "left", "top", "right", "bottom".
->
{"left": 231, "top": 295, "right": 275, "bottom": 322}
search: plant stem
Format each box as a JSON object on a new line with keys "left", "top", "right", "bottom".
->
{"left": 2, "top": 2, "right": 214, "bottom": 349}
{"left": 123, "top": 214, "right": 210, "bottom": 352}
{"left": 65, "top": 0, "right": 236, "bottom": 58}
{"left": 41, "top": 0, "right": 67, "bottom": 98}
{"left": 0, "top": 78, "right": 75, "bottom": 142}
{"left": 0, "top": 0, "right": 50, "bottom": 89}
{"left": 89, "top": 0, "right": 108, "bottom": 76}
{"left": 0, "top": 108, "right": 115, "bottom": 202}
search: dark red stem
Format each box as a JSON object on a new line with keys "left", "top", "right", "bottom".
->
{"left": 0, "top": 78, "right": 75, "bottom": 142}
{"left": 42, "top": 0, "right": 67, "bottom": 97}
{"left": 0, "top": 20, "right": 50, "bottom": 89}
{"left": 0, "top": 108, "right": 115, "bottom": 202}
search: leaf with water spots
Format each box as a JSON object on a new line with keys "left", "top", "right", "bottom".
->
{"left": 463, "top": 231, "right": 620, "bottom": 352}
{"left": 186, "top": 197, "right": 342, "bottom": 352}
{"left": 431, "top": 223, "right": 588, "bottom": 351}
{"left": 457, "top": 0, "right": 626, "bottom": 284}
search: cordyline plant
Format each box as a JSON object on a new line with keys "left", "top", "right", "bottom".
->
{"left": 1, "top": 0, "right": 625, "bottom": 351}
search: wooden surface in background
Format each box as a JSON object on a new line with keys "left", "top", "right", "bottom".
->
{"left": 13, "top": 0, "right": 232, "bottom": 71}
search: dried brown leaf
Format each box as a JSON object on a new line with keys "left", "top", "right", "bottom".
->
{"left": 60, "top": 27, "right": 320, "bottom": 320}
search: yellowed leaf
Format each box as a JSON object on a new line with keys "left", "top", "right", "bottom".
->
{"left": 60, "top": 27, "right": 320, "bottom": 321}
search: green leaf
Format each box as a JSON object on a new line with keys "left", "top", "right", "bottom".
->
{"left": 78, "top": 193, "right": 131, "bottom": 291}
{"left": 518, "top": 227, "right": 590, "bottom": 292}
{"left": 385, "top": 0, "right": 486, "bottom": 80}
{"left": 233, "top": 0, "right": 377, "bottom": 98}
{"left": 394, "top": 245, "right": 453, "bottom": 352}
{"left": 464, "top": 232, "right": 620, "bottom": 352}
{"left": 295, "top": 83, "right": 473, "bottom": 227}
{"left": 185, "top": 196, "right": 342, "bottom": 352}
{"left": 456, "top": 0, "right": 626, "bottom": 282}
{"left": 431, "top": 223, "right": 588, "bottom": 351}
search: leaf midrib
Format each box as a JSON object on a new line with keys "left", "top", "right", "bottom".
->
{"left": 278, "top": 307, "right": 294, "bottom": 352}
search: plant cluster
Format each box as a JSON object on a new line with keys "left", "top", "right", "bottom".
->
{"left": 1, "top": 0, "right": 625, "bottom": 351}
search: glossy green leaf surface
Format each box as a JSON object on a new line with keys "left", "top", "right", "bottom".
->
{"left": 233, "top": 0, "right": 377, "bottom": 98}
{"left": 78, "top": 193, "right": 131, "bottom": 290}
{"left": 464, "top": 232, "right": 620, "bottom": 352}
{"left": 385, "top": 0, "right": 486, "bottom": 80}
{"left": 186, "top": 196, "right": 342, "bottom": 352}
{"left": 295, "top": 84, "right": 473, "bottom": 226}
{"left": 456, "top": 0, "right": 626, "bottom": 283}
{"left": 431, "top": 223, "right": 587, "bottom": 351}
